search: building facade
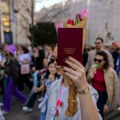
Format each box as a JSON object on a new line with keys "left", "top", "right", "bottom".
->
{"left": 1, "top": 0, "right": 35, "bottom": 44}
{"left": 36, "top": 0, "right": 120, "bottom": 45}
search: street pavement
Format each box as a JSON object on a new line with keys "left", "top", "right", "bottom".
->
{"left": 2, "top": 90, "right": 40, "bottom": 120}
{"left": 104, "top": 110, "right": 120, "bottom": 120}
{"left": 4, "top": 99, "right": 40, "bottom": 120}
{"left": 1, "top": 90, "right": 120, "bottom": 120}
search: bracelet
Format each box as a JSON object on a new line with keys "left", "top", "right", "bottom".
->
{"left": 77, "top": 85, "right": 89, "bottom": 94}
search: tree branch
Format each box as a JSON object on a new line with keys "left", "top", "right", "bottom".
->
{"left": 39, "top": 4, "right": 70, "bottom": 22}
{"left": 18, "top": 20, "right": 28, "bottom": 30}
{"left": 18, "top": 11, "right": 30, "bottom": 24}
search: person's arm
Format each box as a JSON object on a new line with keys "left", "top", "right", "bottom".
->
{"left": 0, "top": 62, "right": 4, "bottom": 68}
{"left": 38, "top": 83, "right": 46, "bottom": 91}
{"left": 34, "top": 83, "right": 45, "bottom": 93}
{"left": 78, "top": 89, "right": 100, "bottom": 120}
{"left": 87, "top": 65, "right": 97, "bottom": 84}
{"left": 63, "top": 56, "right": 100, "bottom": 120}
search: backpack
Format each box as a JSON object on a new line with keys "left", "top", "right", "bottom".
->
{"left": 4, "top": 58, "right": 20, "bottom": 85}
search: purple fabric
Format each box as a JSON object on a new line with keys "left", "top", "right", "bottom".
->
{"left": 3, "top": 77, "right": 26, "bottom": 112}
{"left": 6, "top": 45, "right": 17, "bottom": 55}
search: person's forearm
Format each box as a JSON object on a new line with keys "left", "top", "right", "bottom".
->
{"left": 0, "top": 63, "right": 4, "bottom": 67}
{"left": 79, "top": 92, "right": 100, "bottom": 120}
{"left": 38, "top": 85, "right": 45, "bottom": 91}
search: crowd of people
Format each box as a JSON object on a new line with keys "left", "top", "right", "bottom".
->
{"left": 0, "top": 37, "right": 120, "bottom": 120}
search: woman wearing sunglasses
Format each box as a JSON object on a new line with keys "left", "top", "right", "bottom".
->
{"left": 87, "top": 51, "right": 119, "bottom": 118}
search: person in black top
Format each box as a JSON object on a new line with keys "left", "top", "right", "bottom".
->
{"left": 2, "top": 45, "right": 26, "bottom": 114}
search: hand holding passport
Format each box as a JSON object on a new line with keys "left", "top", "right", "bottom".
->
{"left": 58, "top": 28, "right": 83, "bottom": 66}
{"left": 56, "top": 10, "right": 88, "bottom": 117}
{"left": 57, "top": 9, "right": 88, "bottom": 66}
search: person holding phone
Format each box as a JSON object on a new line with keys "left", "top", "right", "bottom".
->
{"left": 44, "top": 46, "right": 102, "bottom": 120}
{"left": 87, "top": 51, "right": 119, "bottom": 118}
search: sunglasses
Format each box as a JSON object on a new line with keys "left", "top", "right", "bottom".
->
{"left": 50, "top": 56, "right": 58, "bottom": 62}
{"left": 95, "top": 42, "right": 101, "bottom": 44}
{"left": 94, "top": 58, "right": 103, "bottom": 63}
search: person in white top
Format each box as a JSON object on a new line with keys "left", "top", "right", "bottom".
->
{"left": 45, "top": 46, "right": 102, "bottom": 120}
{"left": 17, "top": 46, "right": 32, "bottom": 91}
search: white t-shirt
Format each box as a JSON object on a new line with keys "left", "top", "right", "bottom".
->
{"left": 18, "top": 53, "right": 31, "bottom": 65}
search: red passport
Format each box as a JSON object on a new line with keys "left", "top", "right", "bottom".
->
{"left": 58, "top": 28, "right": 83, "bottom": 66}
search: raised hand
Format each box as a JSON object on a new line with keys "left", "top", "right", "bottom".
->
{"left": 63, "top": 56, "right": 88, "bottom": 91}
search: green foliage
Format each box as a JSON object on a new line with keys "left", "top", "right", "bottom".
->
{"left": 28, "top": 22, "right": 57, "bottom": 46}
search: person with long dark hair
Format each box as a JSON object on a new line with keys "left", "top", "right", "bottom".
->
{"left": 37, "top": 60, "right": 60, "bottom": 120}
{"left": 17, "top": 46, "right": 33, "bottom": 91}
{"left": 87, "top": 51, "right": 119, "bottom": 118}
{"left": 22, "top": 58, "right": 48, "bottom": 112}
{"left": 85, "top": 37, "right": 114, "bottom": 72}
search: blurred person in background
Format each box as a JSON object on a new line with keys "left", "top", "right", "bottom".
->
{"left": 31, "top": 46, "right": 45, "bottom": 71}
{"left": 38, "top": 60, "right": 59, "bottom": 120}
{"left": 116, "top": 48, "right": 120, "bottom": 111}
{"left": 90, "top": 44, "right": 96, "bottom": 51}
{"left": 27, "top": 43, "right": 33, "bottom": 57}
{"left": 22, "top": 58, "right": 48, "bottom": 112}
{"left": 43, "top": 44, "right": 53, "bottom": 62}
{"left": 2, "top": 45, "right": 26, "bottom": 114}
{"left": 17, "top": 46, "right": 33, "bottom": 91}
{"left": 82, "top": 45, "right": 89, "bottom": 67}
{"left": 83, "top": 44, "right": 95, "bottom": 67}
{"left": 0, "top": 46, "right": 5, "bottom": 107}
{"left": 111, "top": 41, "right": 119, "bottom": 70}
{"left": 85, "top": 37, "right": 114, "bottom": 72}
{"left": 87, "top": 51, "right": 119, "bottom": 118}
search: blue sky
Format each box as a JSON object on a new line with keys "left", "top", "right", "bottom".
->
{"left": 35, "top": 0, "right": 68, "bottom": 12}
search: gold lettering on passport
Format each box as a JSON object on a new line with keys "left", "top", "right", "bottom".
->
{"left": 63, "top": 48, "right": 76, "bottom": 54}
